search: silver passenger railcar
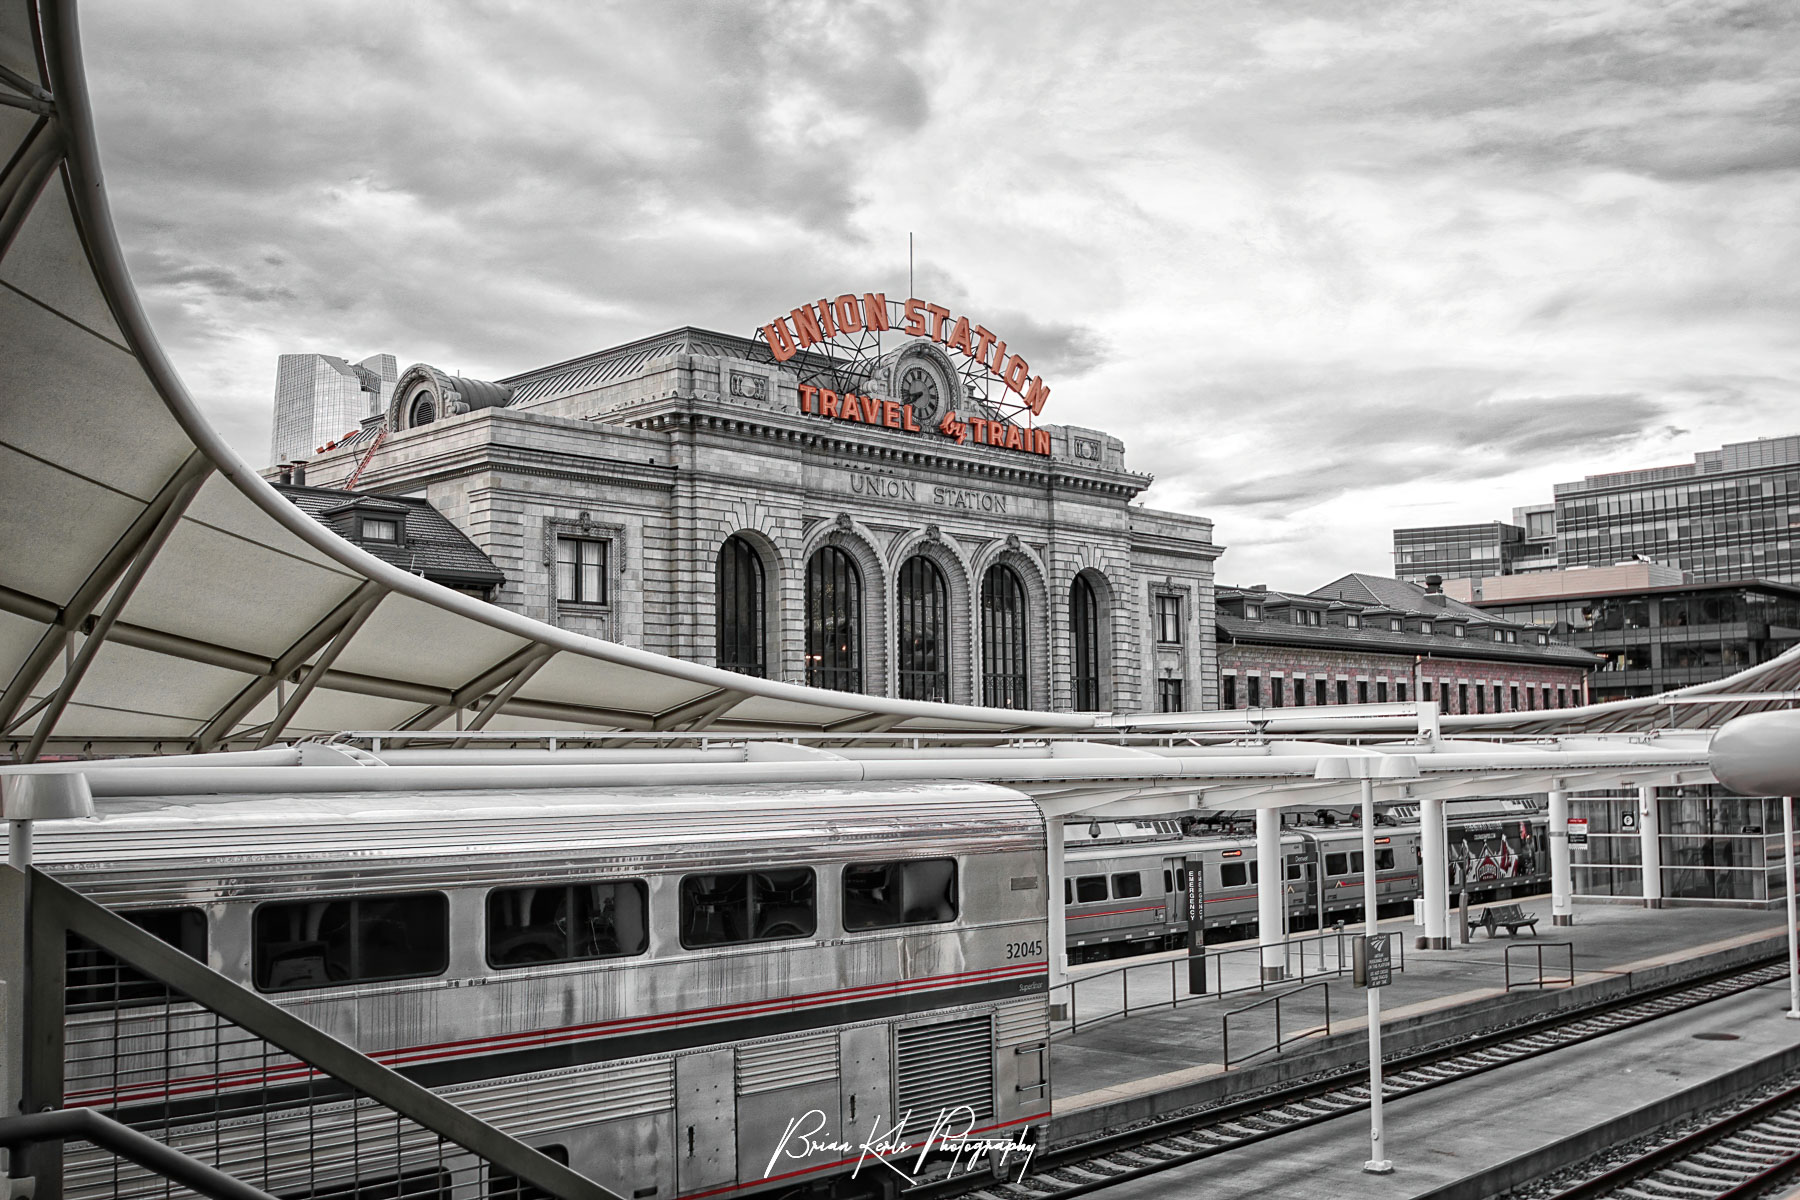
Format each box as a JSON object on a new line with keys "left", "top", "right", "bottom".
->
{"left": 37, "top": 780, "right": 1052, "bottom": 1200}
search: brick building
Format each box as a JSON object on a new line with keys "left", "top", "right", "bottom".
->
{"left": 1216, "top": 574, "right": 1596, "bottom": 715}
{"left": 286, "top": 313, "right": 1222, "bottom": 713}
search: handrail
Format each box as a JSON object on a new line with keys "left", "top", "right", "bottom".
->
{"left": 1052, "top": 924, "right": 1401, "bottom": 1037}
{"left": 1222, "top": 981, "right": 1332, "bottom": 1069}
{"left": 1505, "top": 940, "right": 1576, "bottom": 990}
{"left": 0, "top": 1109, "right": 279, "bottom": 1200}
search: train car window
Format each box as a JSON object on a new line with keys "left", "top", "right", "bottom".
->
{"left": 1163, "top": 869, "right": 1173, "bottom": 892}
{"left": 1376, "top": 849, "right": 1396, "bottom": 870}
{"left": 1249, "top": 862, "right": 1259, "bottom": 884}
{"left": 1074, "top": 875, "right": 1107, "bottom": 903}
{"left": 1286, "top": 860, "right": 1303, "bottom": 881}
{"left": 1111, "top": 872, "right": 1142, "bottom": 898}
{"left": 1219, "top": 862, "right": 1247, "bottom": 888}
{"left": 1325, "top": 852, "right": 1348, "bottom": 876}
{"left": 486, "top": 880, "right": 649, "bottom": 968}
{"left": 66, "top": 907, "right": 207, "bottom": 1012}
{"left": 1351, "top": 851, "right": 1365, "bottom": 874}
{"left": 252, "top": 893, "right": 448, "bottom": 992}
{"left": 842, "top": 858, "right": 959, "bottom": 930}
{"left": 1177, "top": 868, "right": 1187, "bottom": 891}
{"left": 487, "top": 1143, "right": 569, "bottom": 1199}
{"left": 1064, "top": 879, "right": 1073, "bottom": 904}
{"left": 680, "top": 869, "right": 817, "bottom": 947}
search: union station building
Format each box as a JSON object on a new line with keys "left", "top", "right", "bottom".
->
{"left": 290, "top": 299, "right": 1223, "bottom": 714}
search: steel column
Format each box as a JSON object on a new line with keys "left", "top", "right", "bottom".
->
{"left": 1419, "top": 796, "right": 1450, "bottom": 949}
{"left": 1549, "top": 789, "right": 1573, "bottom": 926}
{"left": 1786, "top": 796, "right": 1798, "bottom": 1021}
{"left": 1361, "top": 778, "right": 1392, "bottom": 1174}
{"left": 1638, "top": 784, "right": 1663, "bottom": 907}
{"left": 1257, "top": 805, "right": 1285, "bottom": 982}
{"left": 1046, "top": 816, "right": 1068, "bottom": 987}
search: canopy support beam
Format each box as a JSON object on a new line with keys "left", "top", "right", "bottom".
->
{"left": 254, "top": 590, "right": 386, "bottom": 748}
{"left": 20, "top": 458, "right": 212, "bottom": 762}
{"left": 399, "top": 644, "right": 555, "bottom": 732}
{"left": 450, "top": 649, "right": 557, "bottom": 747}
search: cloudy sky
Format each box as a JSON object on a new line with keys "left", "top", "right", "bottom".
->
{"left": 83, "top": 0, "right": 1800, "bottom": 589}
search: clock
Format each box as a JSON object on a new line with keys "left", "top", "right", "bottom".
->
{"left": 899, "top": 364, "right": 944, "bottom": 423}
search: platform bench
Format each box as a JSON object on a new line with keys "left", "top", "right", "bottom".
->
{"left": 1468, "top": 903, "right": 1540, "bottom": 938}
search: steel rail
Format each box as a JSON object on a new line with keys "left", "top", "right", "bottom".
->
{"left": 910, "top": 956, "right": 1789, "bottom": 1200}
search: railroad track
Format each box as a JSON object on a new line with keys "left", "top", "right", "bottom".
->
{"left": 1540, "top": 1075, "right": 1800, "bottom": 1200}
{"left": 923, "top": 960, "right": 1789, "bottom": 1200}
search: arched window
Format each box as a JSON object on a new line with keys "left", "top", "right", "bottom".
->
{"left": 716, "top": 536, "right": 765, "bottom": 678}
{"left": 805, "top": 545, "right": 862, "bottom": 692}
{"left": 981, "top": 563, "right": 1029, "bottom": 709}
{"left": 896, "top": 555, "right": 950, "bottom": 701}
{"left": 1071, "top": 574, "right": 1102, "bottom": 711}
{"left": 408, "top": 391, "right": 436, "bottom": 428}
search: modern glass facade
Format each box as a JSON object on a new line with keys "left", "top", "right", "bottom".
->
{"left": 1552, "top": 435, "right": 1800, "bottom": 584}
{"left": 1478, "top": 581, "right": 1800, "bottom": 701}
{"left": 1392, "top": 522, "right": 1521, "bottom": 586}
{"left": 269, "top": 352, "right": 397, "bottom": 466}
{"left": 1572, "top": 788, "right": 1794, "bottom": 906}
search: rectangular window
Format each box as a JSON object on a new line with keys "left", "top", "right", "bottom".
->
{"left": 1074, "top": 875, "right": 1107, "bottom": 903}
{"left": 1351, "top": 851, "right": 1364, "bottom": 874}
{"left": 554, "top": 536, "right": 607, "bottom": 604}
{"left": 1543, "top": 687, "right": 1552, "bottom": 710}
{"left": 1337, "top": 679, "right": 1348, "bottom": 705}
{"left": 1156, "top": 594, "right": 1183, "bottom": 644}
{"left": 1459, "top": 683, "right": 1470, "bottom": 714}
{"left": 1111, "top": 872, "right": 1143, "bottom": 899}
{"left": 1163, "top": 869, "right": 1173, "bottom": 892}
{"left": 1357, "top": 680, "right": 1369, "bottom": 704}
{"left": 1248, "top": 676, "right": 1261, "bottom": 707}
{"left": 1220, "top": 862, "right": 1248, "bottom": 888}
{"left": 487, "top": 880, "right": 648, "bottom": 967}
{"left": 1316, "top": 678, "right": 1328, "bottom": 705}
{"left": 254, "top": 893, "right": 448, "bottom": 992}
{"left": 1510, "top": 685, "right": 1520, "bottom": 711}
{"left": 67, "top": 908, "right": 207, "bottom": 1011}
{"left": 1558, "top": 687, "right": 1569, "bottom": 708}
{"left": 1159, "top": 677, "right": 1185, "bottom": 713}
{"left": 679, "top": 868, "right": 816, "bottom": 947}
{"left": 1376, "top": 680, "right": 1388, "bottom": 703}
{"left": 1376, "top": 849, "right": 1395, "bottom": 870}
{"left": 1397, "top": 682, "right": 1408, "bottom": 702}
{"left": 843, "top": 859, "right": 958, "bottom": 929}
{"left": 1286, "top": 859, "right": 1304, "bottom": 881}
{"left": 1422, "top": 681, "right": 1433, "bottom": 702}
{"left": 1271, "top": 678, "right": 1284, "bottom": 707}
{"left": 1222, "top": 675, "right": 1236, "bottom": 708}
{"left": 1325, "top": 852, "right": 1348, "bottom": 876}
{"left": 361, "top": 517, "right": 398, "bottom": 542}
{"left": 1294, "top": 678, "right": 1306, "bottom": 706}
{"left": 1476, "top": 686, "right": 1487, "bottom": 713}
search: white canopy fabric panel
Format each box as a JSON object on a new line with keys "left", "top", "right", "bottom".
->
{"left": 0, "top": 2, "right": 1095, "bottom": 760}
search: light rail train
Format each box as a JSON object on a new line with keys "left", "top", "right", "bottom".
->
{"left": 37, "top": 780, "right": 1052, "bottom": 1200}
{"left": 1060, "top": 802, "right": 1550, "bottom": 962}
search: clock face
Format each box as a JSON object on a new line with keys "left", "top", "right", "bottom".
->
{"left": 899, "top": 364, "right": 944, "bottom": 422}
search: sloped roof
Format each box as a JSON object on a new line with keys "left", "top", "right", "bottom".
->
{"left": 1216, "top": 614, "right": 1599, "bottom": 667}
{"left": 1310, "top": 573, "right": 1507, "bottom": 624}
{"left": 274, "top": 485, "right": 505, "bottom": 586}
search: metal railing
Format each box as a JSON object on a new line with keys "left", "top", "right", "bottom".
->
{"left": 1505, "top": 940, "right": 1577, "bottom": 990}
{"left": 1050, "top": 925, "right": 1402, "bottom": 1037}
{"left": 1222, "top": 982, "right": 1333, "bottom": 1069}
{"left": 21, "top": 869, "right": 615, "bottom": 1200}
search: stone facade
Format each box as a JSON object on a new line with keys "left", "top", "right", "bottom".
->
{"left": 297, "top": 328, "right": 1222, "bottom": 714}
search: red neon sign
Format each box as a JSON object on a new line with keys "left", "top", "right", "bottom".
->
{"left": 760, "top": 293, "right": 1053, "bottom": 417}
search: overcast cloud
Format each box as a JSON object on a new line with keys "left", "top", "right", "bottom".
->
{"left": 82, "top": 0, "right": 1800, "bottom": 589}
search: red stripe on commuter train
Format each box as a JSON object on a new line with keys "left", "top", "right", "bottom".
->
{"left": 1065, "top": 905, "right": 1165, "bottom": 920}
{"left": 69, "top": 961, "right": 1048, "bottom": 1109}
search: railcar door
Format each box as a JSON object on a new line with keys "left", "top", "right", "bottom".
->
{"left": 676, "top": 1048, "right": 737, "bottom": 1195}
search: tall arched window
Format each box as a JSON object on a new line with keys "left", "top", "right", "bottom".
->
{"left": 1071, "top": 574, "right": 1102, "bottom": 711}
{"left": 805, "top": 545, "right": 862, "bottom": 692}
{"left": 896, "top": 555, "right": 950, "bottom": 701}
{"left": 716, "top": 535, "right": 765, "bottom": 678}
{"left": 981, "top": 563, "right": 1029, "bottom": 709}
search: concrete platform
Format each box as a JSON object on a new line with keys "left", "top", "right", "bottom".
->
{"left": 1049, "top": 894, "right": 1791, "bottom": 1136}
{"left": 1089, "top": 978, "right": 1800, "bottom": 1200}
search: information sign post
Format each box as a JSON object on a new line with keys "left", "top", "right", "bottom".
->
{"left": 1567, "top": 817, "right": 1589, "bottom": 848}
{"left": 1185, "top": 856, "right": 1206, "bottom": 996}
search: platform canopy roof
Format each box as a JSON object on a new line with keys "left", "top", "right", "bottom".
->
{"left": 1, "top": 3, "right": 1795, "bottom": 762}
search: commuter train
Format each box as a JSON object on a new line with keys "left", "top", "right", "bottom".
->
{"left": 35, "top": 780, "right": 1052, "bottom": 1200}
{"left": 1061, "top": 801, "right": 1550, "bottom": 962}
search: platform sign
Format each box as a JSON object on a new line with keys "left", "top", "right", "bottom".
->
{"left": 1354, "top": 934, "right": 1392, "bottom": 989}
{"left": 1568, "top": 817, "right": 1589, "bottom": 847}
{"left": 1620, "top": 811, "right": 1637, "bottom": 831}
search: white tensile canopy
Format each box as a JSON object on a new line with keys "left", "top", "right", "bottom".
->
{"left": 1, "top": 3, "right": 1795, "bottom": 763}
